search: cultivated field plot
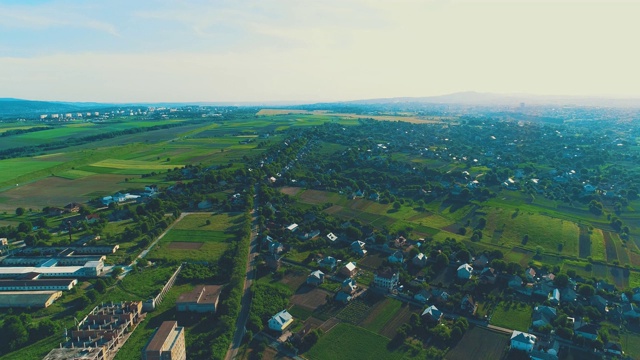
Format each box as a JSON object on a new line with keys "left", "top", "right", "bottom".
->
{"left": 306, "top": 323, "right": 406, "bottom": 360}
{"left": 146, "top": 213, "right": 241, "bottom": 262}
{"left": 445, "top": 326, "right": 509, "bottom": 360}
{"left": 0, "top": 157, "right": 63, "bottom": 184}
{"left": 360, "top": 298, "right": 403, "bottom": 334}
{"left": 0, "top": 174, "right": 135, "bottom": 211}
{"left": 377, "top": 303, "right": 415, "bottom": 339}
{"left": 482, "top": 207, "right": 580, "bottom": 255}
{"left": 290, "top": 285, "right": 331, "bottom": 311}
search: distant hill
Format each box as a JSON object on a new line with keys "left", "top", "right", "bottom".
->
{"left": 0, "top": 98, "right": 113, "bottom": 118}
{"left": 342, "top": 92, "right": 640, "bottom": 108}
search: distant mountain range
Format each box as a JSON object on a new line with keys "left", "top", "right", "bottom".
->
{"left": 340, "top": 91, "right": 640, "bottom": 108}
{"left": 3, "top": 92, "right": 640, "bottom": 118}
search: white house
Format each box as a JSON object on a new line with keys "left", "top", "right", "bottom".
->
{"left": 457, "top": 264, "right": 473, "bottom": 279}
{"left": 421, "top": 305, "right": 443, "bottom": 323}
{"left": 306, "top": 270, "right": 325, "bottom": 286}
{"left": 373, "top": 267, "right": 399, "bottom": 291}
{"left": 412, "top": 253, "right": 428, "bottom": 268}
{"left": 268, "top": 310, "right": 294, "bottom": 332}
{"left": 510, "top": 330, "right": 536, "bottom": 352}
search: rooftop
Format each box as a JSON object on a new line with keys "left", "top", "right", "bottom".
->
{"left": 177, "top": 285, "right": 223, "bottom": 305}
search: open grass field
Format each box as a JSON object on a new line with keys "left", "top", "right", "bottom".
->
{"left": 146, "top": 213, "right": 240, "bottom": 263}
{"left": 89, "top": 158, "right": 181, "bottom": 171}
{"left": 360, "top": 298, "right": 403, "bottom": 334}
{"left": 489, "top": 302, "right": 532, "bottom": 332}
{"left": 305, "top": 323, "right": 407, "bottom": 360}
{"left": 590, "top": 228, "right": 607, "bottom": 261}
{"left": 445, "top": 326, "right": 509, "bottom": 360}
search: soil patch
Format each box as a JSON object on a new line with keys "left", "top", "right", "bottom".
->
{"left": 290, "top": 286, "right": 331, "bottom": 310}
{"left": 168, "top": 242, "right": 204, "bottom": 250}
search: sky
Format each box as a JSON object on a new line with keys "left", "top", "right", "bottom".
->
{"left": 1, "top": 0, "right": 639, "bottom": 103}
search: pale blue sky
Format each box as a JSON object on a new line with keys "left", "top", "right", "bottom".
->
{"left": 1, "top": 0, "right": 639, "bottom": 102}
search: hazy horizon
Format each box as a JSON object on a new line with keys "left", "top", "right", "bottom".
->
{"left": 2, "top": 0, "right": 639, "bottom": 103}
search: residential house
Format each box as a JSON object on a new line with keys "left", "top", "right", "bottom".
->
{"left": 533, "top": 282, "right": 553, "bottom": 298}
{"left": 590, "top": 295, "right": 608, "bottom": 314}
{"left": 335, "top": 291, "right": 352, "bottom": 304}
{"left": 549, "top": 289, "right": 560, "bottom": 305}
{"left": 472, "top": 254, "right": 490, "bottom": 269}
{"left": 85, "top": 214, "right": 100, "bottom": 224}
{"left": 457, "top": 264, "right": 473, "bottom": 280}
{"left": 632, "top": 287, "right": 640, "bottom": 302}
{"left": 621, "top": 303, "right": 640, "bottom": 319}
{"left": 176, "top": 285, "right": 222, "bottom": 313}
{"left": 64, "top": 203, "right": 81, "bottom": 213}
{"left": 560, "top": 287, "right": 577, "bottom": 302}
{"left": 414, "top": 289, "right": 432, "bottom": 304}
{"left": 373, "top": 267, "right": 399, "bottom": 291}
{"left": 412, "top": 253, "right": 428, "bottom": 268}
{"left": 306, "top": 270, "right": 325, "bottom": 286}
{"left": 525, "top": 268, "right": 537, "bottom": 282}
{"left": 341, "top": 278, "right": 357, "bottom": 294}
{"left": 532, "top": 306, "right": 557, "bottom": 329}
{"left": 319, "top": 256, "right": 337, "bottom": 271}
{"left": 388, "top": 251, "right": 404, "bottom": 264}
{"left": 479, "top": 267, "right": 497, "bottom": 284}
{"left": 431, "top": 289, "right": 449, "bottom": 303}
{"left": 460, "top": 294, "right": 477, "bottom": 315}
{"left": 340, "top": 262, "right": 357, "bottom": 278}
{"left": 268, "top": 310, "right": 294, "bottom": 332}
{"left": 269, "top": 242, "right": 284, "bottom": 255}
{"left": 351, "top": 241, "right": 367, "bottom": 257}
{"left": 421, "top": 305, "right": 443, "bottom": 323}
{"left": 326, "top": 233, "right": 338, "bottom": 242}
{"left": 604, "top": 342, "right": 623, "bottom": 356}
{"left": 575, "top": 323, "right": 598, "bottom": 341}
{"left": 264, "top": 254, "right": 282, "bottom": 270}
{"left": 510, "top": 331, "right": 536, "bottom": 352}
{"left": 286, "top": 223, "right": 298, "bottom": 232}
{"left": 508, "top": 275, "right": 524, "bottom": 289}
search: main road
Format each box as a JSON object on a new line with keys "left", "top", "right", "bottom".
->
{"left": 225, "top": 187, "right": 260, "bottom": 360}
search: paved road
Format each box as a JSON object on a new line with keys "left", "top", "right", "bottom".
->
{"left": 225, "top": 187, "right": 260, "bottom": 360}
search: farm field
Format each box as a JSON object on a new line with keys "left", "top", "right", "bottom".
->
{"left": 445, "top": 326, "right": 508, "bottom": 360}
{"left": 360, "top": 298, "right": 403, "bottom": 333}
{"left": 305, "top": 323, "right": 408, "bottom": 360}
{"left": 146, "top": 213, "right": 240, "bottom": 263}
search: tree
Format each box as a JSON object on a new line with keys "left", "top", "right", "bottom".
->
{"left": 554, "top": 274, "right": 569, "bottom": 288}
{"left": 17, "top": 221, "right": 32, "bottom": 233}
{"left": 94, "top": 279, "right": 107, "bottom": 293}
{"left": 578, "top": 284, "right": 596, "bottom": 297}
{"left": 435, "top": 253, "right": 449, "bottom": 269}
{"left": 15, "top": 207, "right": 25, "bottom": 216}
{"left": 457, "top": 249, "right": 471, "bottom": 263}
{"left": 111, "top": 267, "right": 124, "bottom": 278}
{"left": 393, "top": 201, "right": 401, "bottom": 210}
{"left": 345, "top": 226, "right": 362, "bottom": 240}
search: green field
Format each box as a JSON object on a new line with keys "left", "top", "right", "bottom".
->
{"left": 146, "top": 213, "right": 241, "bottom": 262}
{"left": 89, "top": 158, "right": 181, "bottom": 171}
{"left": 306, "top": 323, "right": 407, "bottom": 360}
{"left": 361, "top": 298, "right": 403, "bottom": 333}
{"left": 489, "top": 302, "right": 532, "bottom": 332}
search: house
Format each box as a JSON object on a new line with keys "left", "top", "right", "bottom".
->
{"left": 414, "top": 289, "right": 432, "bottom": 304}
{"left": 574, "top": 323, "right": 598, "bottom": 340}
{"left": 508, "top": 275, "right": 523, "bottom": 289}
{"left": 560, "top": 287, "right": 577, "bottom": 302}
{"left": 472, "top": 254, "right": 490, "bottom": 269}
{"left": 351, "top": 241, "right": 367, "bottom": 257}
{"left": 412, "top": 253, "right": 428, "bottom": 268}
{"left": 340, "top": 262, "right": 357, "bottom": 278}
{"left": 533, "top": 282, "right": 553, "bottom": 297}
{"left": 632, "top": 287, "right": 640, "bottom": 302}
{"left": 342, "top": 278, "right": 357, "bottom": 294}
{"left": 286, "top": 223, "right": 299, "bottom": 232}
{"left": 64, "top": 203, "right": 81, "bottom": 213}
{"left": 269, "top": 242, "right": 284, "bottom": 255}
{"left": 460, "top": 294, "right": 477, "bottom": 315}
{"left": 621, "top": 303, "right": 640, "bottom": 319}
{"left": 590, "top": 295, "right": 608, "bottom": 314}
{"left": 264, "top": 253, "right": 282, "bottom": 270}
{"left": 549, "top": 288, "right": 560, "bottom": 305}
{"left": 421, "top": 305, "right": 443, "bottom": 323}
{"left": 510, "top": 331, "right": 536, "bottom": 352}
{"left": 335, "top": 291, "right": 352, "bottom": 304}
{"left": 388, "top": 250, "right": 404, "bottom": 264}
{"left": 306, "top": 270, "right": 325, "bottom": 286}
{"left": 262, "top": 235, "right": 274, "bottom": 246}
{"left": 457, "top": 264, "right": 473, "bottom": 279}
{"left": 373, "top": 267, "right": 399, "bottom": 291}
{"left": 393, "top": 236, "right": 407, "bottom": 248}
{"left": 326, "top": 233, "right": 338, "bottom": 242}
{"left": 479, "top": 267, "right": 497, "bottom": 284}
{"left": 176, "top": 285, "right": 222, "bottom": 313}
{"left": 431, "top": 289, "right": 449, "bottom": 303}
{"left": 268, "top": 310, "right": 294, "bottom": 332}
{"left": 47, "top": 207, "right": 65, "bottom": 216}
{"left": 319, "top": 256, "right": 337, "bottom": 271}
{"left": 605, "top": 342, "right": 623, "bottom": 356}
{"left": 85, "top": 214, "right": 100, "bottom": 224}
{"left": 532, "top": 306, "right": 557, "bottom": 328}
{"left": 525, "top": 267, "right": 537, "bottom": 282}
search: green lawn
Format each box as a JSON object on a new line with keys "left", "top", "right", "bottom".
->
{"left": 306, "top": 323, "right": 406, "bottom": 360}
{"left": 490, "top": 302, "right": 532, "bottom": 332}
